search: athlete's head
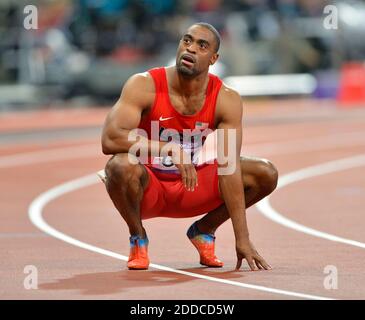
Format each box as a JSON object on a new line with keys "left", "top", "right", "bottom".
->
{"left": 176, "top": 22, "right": 220, "bottom": 77}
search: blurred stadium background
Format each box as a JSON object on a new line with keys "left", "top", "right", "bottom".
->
{"left": 0, "top": 0, "right": 365, "bottom": 110}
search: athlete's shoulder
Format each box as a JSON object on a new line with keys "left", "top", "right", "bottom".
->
{"left": 214, "top": 81, "right": 242, "bottom": 124}
{"left": 117, "top": 71, "right": 156, "bottom": 110}
{"left": 217, "top": 82, "right": 242, "bottom": 106}
{"left": 123, "top": 71, "right": 155, "bottom": 93}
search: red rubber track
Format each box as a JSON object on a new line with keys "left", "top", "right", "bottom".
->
{"left": 1, "top": 99, "right": 365, "bottom": 299}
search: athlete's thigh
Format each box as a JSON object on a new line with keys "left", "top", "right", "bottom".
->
{"left": 240, "top": 155, "right": 272, "bottom": 186}
{"left": 216, "top": 156, "right": 270, "bottom": 194}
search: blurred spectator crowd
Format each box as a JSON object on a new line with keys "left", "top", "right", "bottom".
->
{"left": 0, "top": 0, "right": 365, "bottom": 102}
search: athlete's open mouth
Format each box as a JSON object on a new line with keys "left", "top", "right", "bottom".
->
{"left": 181, "top": 54, "right": 196, "bottom": 66}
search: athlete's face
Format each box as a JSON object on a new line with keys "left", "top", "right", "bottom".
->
{"left": 176, "top": 25, "right": 219, "bottom": 77}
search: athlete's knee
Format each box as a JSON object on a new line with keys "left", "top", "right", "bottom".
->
{"left": 105, "top": 153, "right": 144, "bottom": 185}
{"left": 257, "top": 159, "right": 278, "bottom": 194}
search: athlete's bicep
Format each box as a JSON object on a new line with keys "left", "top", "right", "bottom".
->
{"left": 102, "top": 73, "right": 154, "bottom": 144}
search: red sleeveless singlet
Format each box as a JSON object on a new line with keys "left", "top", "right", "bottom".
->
{"left": 138, "top": 67, "right": 222, "bottom": 174}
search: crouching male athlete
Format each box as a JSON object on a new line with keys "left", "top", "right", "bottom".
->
{"left": 101, "top": 22, "right": 278, "bottom": 271}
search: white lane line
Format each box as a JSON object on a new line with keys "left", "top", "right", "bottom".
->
{"left": 28, "top": 173, "right": 333, "bottom": 300}
{"left": 7, "top": 131, "right": 359, "bottom": 300}
{"left": 2, "top": 130, "right": 365, "bottom": 168}
{"left": 0, "top": 144, "right": 100, "bottom": 168}
{"left": 256, "top": 154, "right": 365, "bottom": 248}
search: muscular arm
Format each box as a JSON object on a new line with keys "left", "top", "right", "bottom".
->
{"left": 101, "top": 72, "right": 154, "bottom": 155}
{"left": 101, "top": 72, "right": 197, "bottom": 191}
{"left": 216, "top": 87, "right": 249, "bottom": 244}
{"left": 216, "top": 86, "right": 271, "bottom": 271}
{"left": 102, "top": 72, "right": 176, "bottom": 159}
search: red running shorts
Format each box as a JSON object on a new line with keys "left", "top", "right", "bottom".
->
{"left": 140, "top": 161, "right": 224, "bottom": 220}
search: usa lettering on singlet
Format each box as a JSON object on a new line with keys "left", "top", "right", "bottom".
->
{"left": 153, "top": 123, "right": 209, "bottom": 173}
{"left": 138, "top": 67, "right": 222, "bottom": 175}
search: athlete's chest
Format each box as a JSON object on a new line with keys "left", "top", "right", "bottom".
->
{"left": 169, "top": 92, "right": 206, "bottom": 116}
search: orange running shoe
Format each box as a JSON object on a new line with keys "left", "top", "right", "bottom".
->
{"left": 127, "top": 235, "right": 150, "bottom": 270}
{"left": 187, "top": 222, "right": 224, "bottom": 267}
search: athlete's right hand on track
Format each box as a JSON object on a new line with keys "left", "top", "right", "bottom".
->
{"left": 235, "top": 239, "right": 272, "bottom": 271}
{"left": 171, "top": 146, "right": 198, "bottom": 192}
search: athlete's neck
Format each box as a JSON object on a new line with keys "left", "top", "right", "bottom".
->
{"left": 169, "top": 66, "right": 209, "bottom": 97}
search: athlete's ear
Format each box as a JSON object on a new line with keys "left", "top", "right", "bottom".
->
{"left": 210, "top": 53, "right": 219, "bottom": 65}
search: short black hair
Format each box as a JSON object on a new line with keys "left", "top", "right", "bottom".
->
{"left": 192, "top": 22, "right": 221, "bottom": 53}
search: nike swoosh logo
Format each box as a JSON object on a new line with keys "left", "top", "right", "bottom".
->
{"left": 159, "top": 116, "right": 174, "bottom": 121}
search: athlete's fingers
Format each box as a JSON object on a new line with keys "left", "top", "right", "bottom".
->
{"left": 255, "top": 255, "right": 271, "bottom": 270}
{"left": 194, "top": 166, "right": 198, "bottom": 187}
{"left": 254, "top": 258, "right": 263, "bottom": 270}
{"left": 186, "top": 164, "right": 193, "bottom": 191}
{"left": 183, "top": 165, "right": 191, "bottom": 191}
{"left": 174, "top": 149, "right": 189, "bottom": 190}
{"left": 177, "top": 163, "right": 197, "bottom": 191}
{"left": 235, "top": 258, "right": 242, "bottom": 270}
{"left": 190, "top": 165, "right": 197, "bottom": 191}
{"left": 246, "top": 257, "right": 256, "bottom": 271}
{"left": 188, "top": 165, "right": 196, "bottom": 191}
{"left": 179, "top": 165, "right": 188, "bottom": 189}
{"left": 187, "top": 167, "right": 192, "bottom": 191}
{"left": 187, "top": 165, "right": 195, "bottom": 191}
